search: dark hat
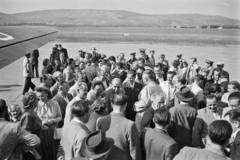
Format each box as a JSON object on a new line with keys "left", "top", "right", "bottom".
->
{"left": 80, "top": 130, "right": 114, "bottom": 159}
{"left": 176, "top": 86, "right": 193, "bottom": 102}
{"left": 160, "top": 54, "right": 165, "bottom": 58}
{"left": 205, "top": 59, "right": 213, "bottom": 64}
{"left": 177, "top": 54, "right": 182, "bottom": 57}
{"left": 130, "top": 52, "right": 136, "bottom": 55}
{"left": 150, "top": 50, "right": 155, "bottom": 53}
{"left": 101, "top": 54, "right": 107, "bottom": 58}
{"left": 139, "top": 48, "right": 146, "bottom": 52}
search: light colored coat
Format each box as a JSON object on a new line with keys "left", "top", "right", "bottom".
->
{"left": 23, "top": 57, "right": 33, "bottom": 77}
{"left": 160, "top": 81, "right": 177, "bottom": 109}
{"left": 187, "top": 83, "right": 204, "bottom": 110}
{"left": 192, "top": 107, "right": 222, "bottom": 147}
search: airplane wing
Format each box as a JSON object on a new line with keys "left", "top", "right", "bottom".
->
{"left": 0, "top": 26, "right": 59, "bottom": 69}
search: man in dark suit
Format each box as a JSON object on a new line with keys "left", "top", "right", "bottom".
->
{"left": 122, "top": 70, "right": 142, "bottom": 121}
{"left": 85, "top": 56, "right": 99, "bottom": 82}
{"left": 219, "top": 71, "right": 229, "bottom": 93}
{"left": 225, "top": 110, "right": 240, "bottom": 160}
{"left": 50, "top": 46, "right": 60, "bottom": 66}
{"left": 58, "top": 44, "right": 68, "bottom": 59}
{"left": 31, "top": 49, "right": 39, "bottom": 78}
{"left": 141, "top": 108, "right": 178, "bottom": 160}
{"left": 154, "top": 65, "right": 164, "bottom": 85}
{"left": 117, "top": 62, "right": 127, "bottom": 82}
{"left": 97, "top": 94, "right": 142, "bottom": 160}
{"left": 169, "top": 86, "right": 197, "bottom": 150}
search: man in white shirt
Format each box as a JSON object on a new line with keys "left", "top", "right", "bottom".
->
{"left": 223, "top": 92, "right": 240, "bottom": 122}
{"left": 187, "top": 74, "right": 204, "bottom": 110}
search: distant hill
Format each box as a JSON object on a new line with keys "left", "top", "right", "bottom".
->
{"left": 0, "top": 9, "right": 240, "bottom": 27}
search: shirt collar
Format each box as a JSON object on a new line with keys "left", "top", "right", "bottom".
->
{"left": 205, "top": 146, "right": 226, "bottom": 158}
{"left": 72, "top": 117, "right": 85, "bottom": 125}
{"left": 233, "top": 128, "right": 240, "bottom": 139}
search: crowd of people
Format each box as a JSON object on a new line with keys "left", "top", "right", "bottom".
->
{"left": 0, "top": 43, "right": 240, "bottom": 160}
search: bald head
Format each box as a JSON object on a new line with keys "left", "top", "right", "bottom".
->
{"left": 112, "top": 77, "right": 122, "bottom": 93}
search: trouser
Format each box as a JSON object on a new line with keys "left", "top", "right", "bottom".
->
{"left": 32, "top": 63, "right": 39, "bottom": 77}
{"left": 22, "top": 77, "right": 36, "bottom": 95}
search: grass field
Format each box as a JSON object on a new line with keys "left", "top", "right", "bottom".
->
{"left": 56, "top": 27, "right": 240, "bottom": 46}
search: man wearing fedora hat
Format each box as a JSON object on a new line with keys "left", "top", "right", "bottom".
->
{"left": 169, "top": 86, "right": 197, "bottom": 151}
{"left": 72, "top": 130, "right": 114, "bottom": 160}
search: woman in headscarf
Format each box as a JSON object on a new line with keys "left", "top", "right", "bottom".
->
{"left": 20, "top": 92, "right": 47, "bottom": 160}
{"left": 35, "top": 87, "right": 62, "bottom": 160}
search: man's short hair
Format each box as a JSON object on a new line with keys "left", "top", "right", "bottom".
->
{"left": 143, "top": 70, "right": 155, "bottom": 80}
{"left": 228, "top": 92, "right": 240, "bottom": 102}
{"left": 219, "top": 71, "right": 229, "bottom": 79}
{"left": 42, "top": 58, "right": 49, "bottom": 66}
{"left": 108, "top": 56, "right": 116, "bottom": 62}
{"left": 77, "top": 82, "right": 88, "bottom": 90}
{"left": 91, "top": 56, "right": 99, "bottom": 63}
{"left": 151, "top": 92, "right": 165, "bottom": 102}
{"left": 111, "top": 94, "right": 128, "bottom": 106}
{"left": 127, "top": 70, "right": 136, "bottom": 77}
{"left": 71, "top": 100, "right": 89, "bottom": 118}
{"left": 92, "top": 81, "right": 104, "bottom": 89}
{"left": 224, "top": 110, "right": 240, "bottom": 123}
{"left": 193, "top": 74, "right": 204, "bottom": 81}
{"left": 52, "top": 71, "right": 62, "bottom": 81}
{"left": 175, "top": 76, "right": 186, "bottom": 85}
{"left": 210, "top": 84, "right": 222, "bottom": 94}
{"left": 208, "top": 120, "right": 232, "bottom": 145}
{"left": 228, "top": 81, "right": 240, "bottom": 90}
{"left": 153, "top": 108, "right": 171, "bottom": 127}
{"left": 116, "top": 62, "right": 124, "bottom": 69}
{"left": 206, "top": 94, "right": 218, "bottom": 102}
{"left": 172, "top": 60, "right": 180, "bottom": 68}
{"left": 0, "top": 99, "right": 7, "bottom": 114}
{"left": 58, "top": 81, "right": 68, "bottom": 90}
{"left": 67, "top": 58, "right": 74, "bottom": 66}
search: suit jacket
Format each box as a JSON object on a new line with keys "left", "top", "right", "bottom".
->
{"left": 169, "top": 104, "right": 197, "bottom": 150}
{"left": 63, "top": 67, "right": 75, "bottom": 83}
{"left": 85, "top": 65, "right": 99, "bottom": 82}
{"left": 30, "top": 49, "right": 39, "bottom": 64}
{"left": 192, "top": 108, "right": 222, "bottom": 148}
{"left": 174, "top": 146, "right": 230, "bottom": 160}
{"left": 61, "top": 120, "right": 90, "bottom": 160}
{"left": 141, "top": 128, "right": 178, "bottom": 160}
{"left": 97, "top": 113, "right": 142, "bottom": 160}
{"left": 230, "top": 130, "right": 240, "bottom": 160}
{"left": 0, "top": 119, "right": 40, "bottom": 159}
{"left": 52, "top": 93, "right": 73, "bottom": 128}
{"left": 141, "top": 107, "right": 155, "bottom": 129}
{"left": 122, "top": 81, "right": 142, "bottom": 121}
{"left": 185, "top": 64, "right": 200, "bottom": 84}
{"left": 220, "top": 81, "right": 229, "bottom": 93}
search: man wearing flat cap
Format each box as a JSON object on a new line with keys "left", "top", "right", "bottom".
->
{"left": 205, "top": 59, "right": 214, "bottom": 80}
{"left": 127, "top": 52, "right": 137, "bottom": 70}
{"left": 169, "top": 86, "right": 197, "bottom": 150}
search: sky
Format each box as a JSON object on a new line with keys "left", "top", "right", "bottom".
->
{"left": 1, "top": 0, "right": 240, "bottom": 20}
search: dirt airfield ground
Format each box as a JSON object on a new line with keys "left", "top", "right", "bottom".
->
{"left": 0, "top": 27, "right": 240, "bottom": 105}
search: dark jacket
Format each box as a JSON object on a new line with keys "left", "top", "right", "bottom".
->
{"left": 230, "top": 131, "right": 240, "bottom": 160}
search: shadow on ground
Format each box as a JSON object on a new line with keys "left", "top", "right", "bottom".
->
{"left": 0, "top": 84, "right": 22, "bottom": 88}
